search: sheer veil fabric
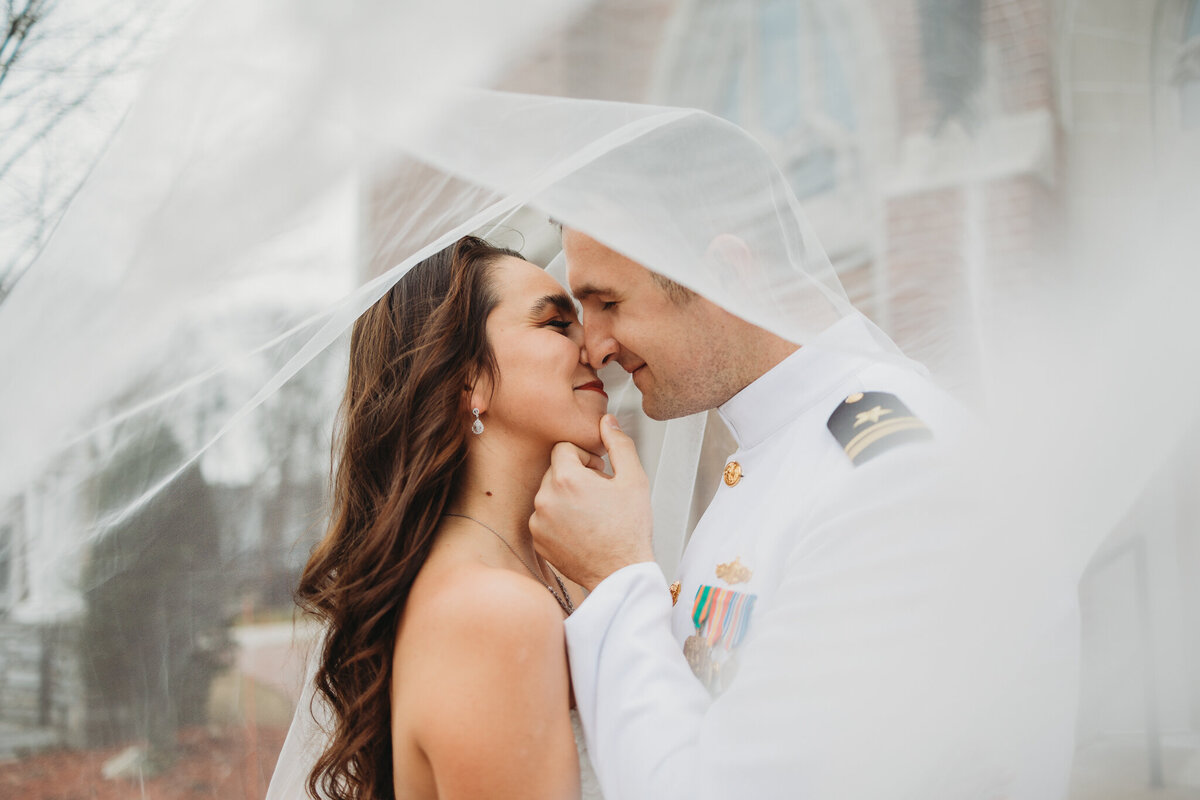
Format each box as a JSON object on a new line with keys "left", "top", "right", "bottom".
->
{"left": 1, "top": 0, "right": 1198, "bottom": 797}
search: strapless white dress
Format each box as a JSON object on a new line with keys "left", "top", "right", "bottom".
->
{"left": 570, "top": 709, "right": 604, "bottom": 799}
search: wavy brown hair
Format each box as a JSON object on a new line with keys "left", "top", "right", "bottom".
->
{"left": 296, "top": 235, "right": 521, "bottom": 800}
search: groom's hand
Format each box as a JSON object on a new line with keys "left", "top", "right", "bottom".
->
{"left": 531, "top": 414, "right": 654, "bottom": 591}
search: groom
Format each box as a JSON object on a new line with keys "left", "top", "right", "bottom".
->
{"left": 530, "top": 228, "right": 1080, "bottom": 799}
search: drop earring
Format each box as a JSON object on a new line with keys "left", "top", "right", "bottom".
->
{"left": 471, "top": 408, "right": 484, "bottom": 435}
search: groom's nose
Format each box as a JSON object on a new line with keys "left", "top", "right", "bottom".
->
{"left": 581, "top": 321, "right": 619, "bottom": 370}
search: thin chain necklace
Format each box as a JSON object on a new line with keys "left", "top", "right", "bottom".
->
{"left": 443, "top": 513, "right": 575, "bottom": 616}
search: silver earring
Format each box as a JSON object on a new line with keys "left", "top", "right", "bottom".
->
{"left": 471, "top": 408, "right": 484, "bottom": 435}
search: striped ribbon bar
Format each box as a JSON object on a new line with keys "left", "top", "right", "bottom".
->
{"left": 691, "top": 585, "right": 758, "bottom": 651}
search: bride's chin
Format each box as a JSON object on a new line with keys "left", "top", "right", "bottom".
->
{"left": 548, "top": 413, "right": 606, "bottom": 457}
{"left": 572, "top": 430, "right": 606, "bottom": 459}
{"left": 568, "top": 429, "right": 604, "bottom": 453}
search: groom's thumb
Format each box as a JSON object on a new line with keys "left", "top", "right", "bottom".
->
{"left": 600, "top": 414, "right": 641, "bottom": 479}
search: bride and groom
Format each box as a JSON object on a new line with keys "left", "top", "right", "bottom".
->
{"left": 273, "top": 221, "right": 1079, "bottom": 799}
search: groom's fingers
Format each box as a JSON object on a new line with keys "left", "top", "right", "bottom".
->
{"left": 549, "top": 441, "right": 607, "bottom": 474}
{"left": 532, "top": 419, "right": 655, "bottom": 590}
{"left": 599, "top": 414, "right": 645, "bottom": 484}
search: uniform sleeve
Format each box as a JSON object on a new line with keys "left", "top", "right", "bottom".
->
{"left": 564, "top": 561, "right": 711, "bottom": 800}
{"left": 565, "top": 455, "right": 1079, "bottom": 800}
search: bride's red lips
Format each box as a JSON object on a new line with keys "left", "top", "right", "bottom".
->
{"left": 575, "top": 380, "right": 607, "bottom": 397}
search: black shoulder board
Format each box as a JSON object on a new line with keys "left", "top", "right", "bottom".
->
{"left": 826, "top": 391, "right": 933, "bottom": 467}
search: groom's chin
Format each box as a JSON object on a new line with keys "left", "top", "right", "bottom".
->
{"left": 641, "top": 396, "right": 688, "bottom": 422}
{"left": 640, "top": 383, "right": 716, "bottom": 421}
{"left": 642, "top": 405, "right": 670, "bottom": 422}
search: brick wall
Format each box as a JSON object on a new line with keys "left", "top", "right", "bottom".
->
{"left": 987, "top": 0, "right": 1054, "bottom": 115}
{"left": 885, "top": 186, "right": 975, "bottom": 376}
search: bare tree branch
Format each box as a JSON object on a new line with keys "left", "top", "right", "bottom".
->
{"left": 0, "top": 0, "right": 51, "bottom": 95}
{"left": 0, "top": 8, "right": 143, "bottom": 160}
{"left": 0, "top": 0, "right": 175, "bottom": 302}
{"left": 0, "top": 153, "right": 82, "bottom": 301}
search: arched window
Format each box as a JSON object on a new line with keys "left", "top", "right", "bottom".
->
{"left": 657, "top": 0, "right": 858, "bottom": 200}
{"left": 652, "top": 0, "right": 881, "bottom": 267}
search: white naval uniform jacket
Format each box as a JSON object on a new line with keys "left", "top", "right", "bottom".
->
{"left": 564, "top": 314, "right": 1080, "bottom": 800}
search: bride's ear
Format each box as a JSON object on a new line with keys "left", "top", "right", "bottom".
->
{"left": 466, "top": 374, "right": 492, "bottom": 416}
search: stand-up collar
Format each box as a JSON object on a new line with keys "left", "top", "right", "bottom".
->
{"left": 717, "top": 314, "right": 891, "bottom": 449}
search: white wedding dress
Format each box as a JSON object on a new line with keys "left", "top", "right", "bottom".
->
{"left": 571, "top": 708, "right": 605, "bottom": 800}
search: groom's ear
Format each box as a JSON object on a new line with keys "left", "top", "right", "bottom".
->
{"left": 706, "top": 234, "right": 755, "bottom": 281}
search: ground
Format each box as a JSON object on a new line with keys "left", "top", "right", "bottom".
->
{"left": 0, "top": 724, "right": 288, "bottom": 800}
{"left": 0, "top": 620, "right": 308, "bottom": 799}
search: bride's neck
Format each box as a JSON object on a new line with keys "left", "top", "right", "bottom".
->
{"left": 449, "top": 432, "right": 549, "bottom": 550}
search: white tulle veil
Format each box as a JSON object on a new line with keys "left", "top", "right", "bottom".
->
{"left": 1, "top": 0, "right": 1198, "bottom": 796}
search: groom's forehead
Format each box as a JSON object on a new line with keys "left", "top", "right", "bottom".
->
{"left": 564, "top": 230, "right": 653, "bottom": 292}
{"left": 568, "top": 261, "right": 651, "bottom": 301}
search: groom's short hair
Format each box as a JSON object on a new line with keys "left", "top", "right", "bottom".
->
{"left": 648, "top": 272, "right": 696, "bottom": 304}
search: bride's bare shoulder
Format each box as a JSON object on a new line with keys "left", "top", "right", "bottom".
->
{"left": 392, "top": 560, "right": 570, "bottom": 736}
{"left": 390, "top": 560, "right": 575, "bottom": 796}
{"left": 400, "top": 559, "right": 564, "bottom": 652}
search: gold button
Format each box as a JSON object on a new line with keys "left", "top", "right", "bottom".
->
{"left": 723, "top": 461, "right": 742, "bottom": 486}
{"left": 669, "top": 581, "right": 682, "bottom": 605}
{"left": 845, "top": 392, "right": 864, "bottom": 404}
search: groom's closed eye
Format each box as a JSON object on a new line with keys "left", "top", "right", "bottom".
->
{"left": 572, "top": 285, "right": 623, "bottom": 315}
{"left": 571, "top": 282, "right": 617, "bottom": 304}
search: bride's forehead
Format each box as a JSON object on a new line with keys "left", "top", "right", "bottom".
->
{"left": 492, "top": 255, "right": 564, "bottom": 299}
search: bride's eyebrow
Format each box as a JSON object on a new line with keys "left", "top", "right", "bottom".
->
{"left": 529, "top": 292, "right": 575, "bottom": 318}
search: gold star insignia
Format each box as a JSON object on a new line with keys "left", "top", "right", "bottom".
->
{"left": 853, "top": 405, "right": 892, "bottom": 428}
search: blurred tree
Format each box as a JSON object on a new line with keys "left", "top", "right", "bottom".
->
{"left": 176, "top": 306, "right": 342, "bottom": 611}
{"left": 79, "top": 423, "right": 231, "bottom": 750}
{"left": 256, "top": 335, "right": 341, "bottom": 607}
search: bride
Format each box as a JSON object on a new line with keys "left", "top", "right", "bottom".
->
{"left": 292, "top": 234, "right": 610, "bottom": 799}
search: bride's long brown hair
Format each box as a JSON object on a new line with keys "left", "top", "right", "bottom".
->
{"left": 297, "top": 235, "right": 520, "bottom": 800}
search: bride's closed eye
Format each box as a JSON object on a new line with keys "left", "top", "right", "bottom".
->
{"left": 545, "top": 319, "right": 573, "bottom": 332}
